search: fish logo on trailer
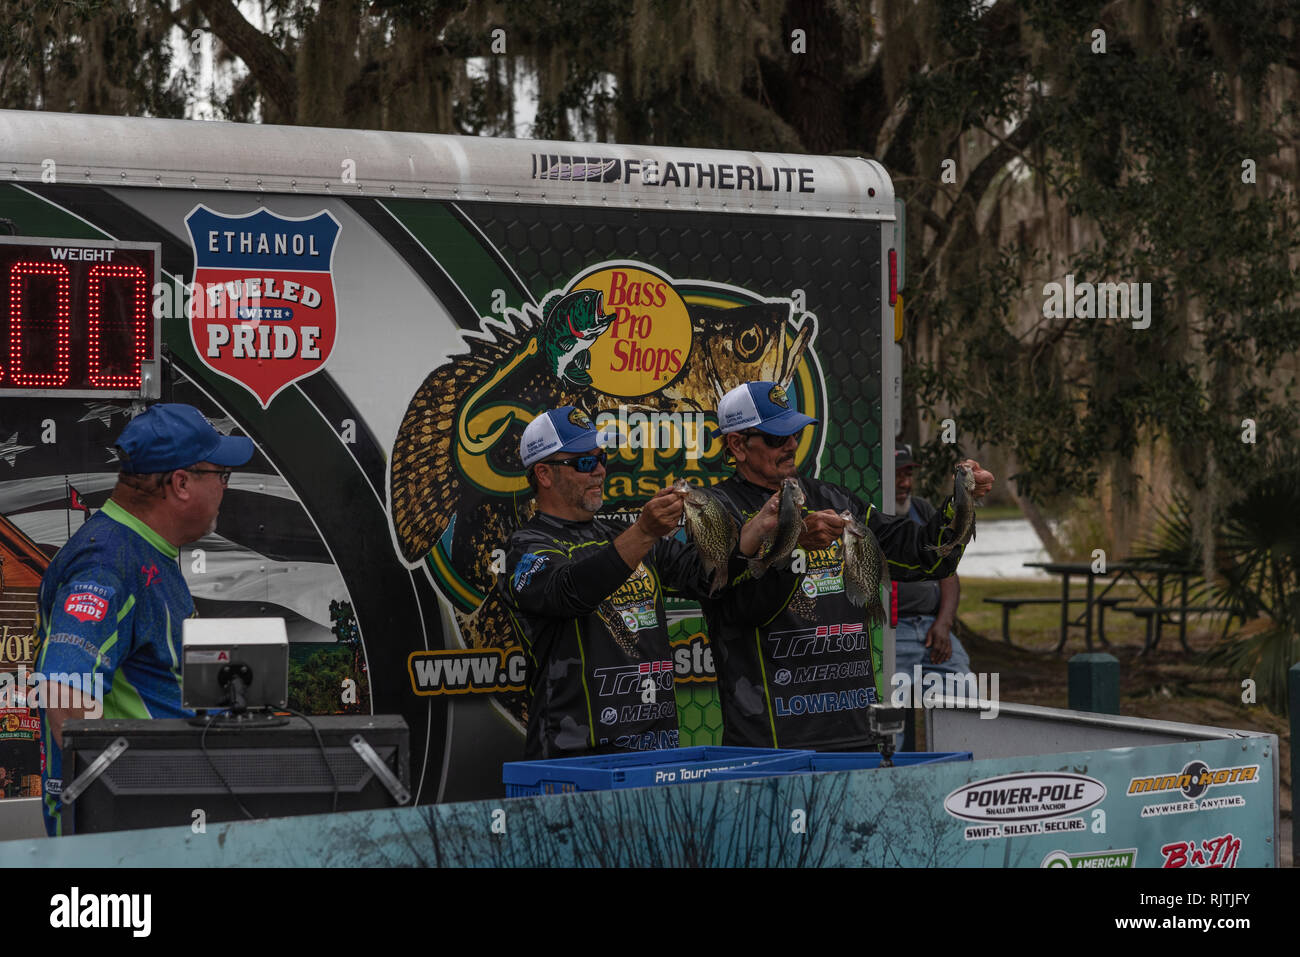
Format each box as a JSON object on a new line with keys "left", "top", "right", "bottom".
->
{"left": 185, "top": 205, "right": 341, "bottom": 407}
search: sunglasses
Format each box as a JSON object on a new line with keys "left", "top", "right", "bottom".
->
{"left": 542, "top": 450, "right": 608, "bottom": 473}
{"left": 185, "top": 467, "right": 234, "bottom": 486}
{"left": 740, "top": 430, "right": 797, "bottom": 448}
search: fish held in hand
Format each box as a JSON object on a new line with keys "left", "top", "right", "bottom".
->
{"left": 676, "top": 479, "right": 739, "bottom": 596}
{"left": 749, "top": 476, "right": 806, "bottom": 579}
{"left": 926, "top": 463, "right": 977, "bottom": 559}
{"left": 840, "top": 510, "right": 889, "bottom": 626}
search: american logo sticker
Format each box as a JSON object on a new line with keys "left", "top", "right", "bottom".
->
{"left": 185, "top": 205, "right": 341, "bottom": 407}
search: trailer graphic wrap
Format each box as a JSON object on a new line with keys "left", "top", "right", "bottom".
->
{"left": 0, "top": 141, "right": 887, "bottom": 801}
{"left": 185, "top": 206, "right": 341, "bottom": 408}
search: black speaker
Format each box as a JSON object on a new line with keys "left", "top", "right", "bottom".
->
{"left": 62, "top": 715, "right": 409, "bottom": 834}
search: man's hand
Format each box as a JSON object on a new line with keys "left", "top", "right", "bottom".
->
{"left": 958, "top": 459, "right": 995, "bottom": 500}
{"left": 798, "top": 509, "right": 846, "bottom": 551}
{"left": 925, "top": 619, "right": 953, "bottom": 664}
{"left": 738, "top": 490, "right": 782, "bottom": 556}
{"left": 635, "top": 484, "right": 687, "bottom": 539}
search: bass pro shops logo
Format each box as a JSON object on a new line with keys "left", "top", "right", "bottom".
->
{"left": 185, "top": 205, "right": 341, "bottom": 407}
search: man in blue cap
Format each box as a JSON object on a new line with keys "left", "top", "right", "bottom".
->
{"left": 703, "top": 381, "right": 993, "bottom": 751}
{"left": 34, "top": 403, "right": 254, "bottom": 836}
{"left": 498, "top": 405, "right": 793, "bottom": 759}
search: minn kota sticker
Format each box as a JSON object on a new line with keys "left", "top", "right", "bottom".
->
{"left": 185, "top": 205, "right": 341, "bottom": 407}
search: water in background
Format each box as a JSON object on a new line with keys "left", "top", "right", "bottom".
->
{"left": 957, "top": 519, "right": 1053, "bottom": 580}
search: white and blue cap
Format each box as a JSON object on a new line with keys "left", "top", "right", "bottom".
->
{"left": 520, "top": 406, "right": 611, "bottom": 468}
{"left": 712, "top": 381, "right": 818, "bottom": 439}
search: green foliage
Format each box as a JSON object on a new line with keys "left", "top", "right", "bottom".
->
{"left": 1138, "top": 445, "right": 1300, "bottom": 712}
{"left": 288, "top": 645, "right": 365, "bottom": 714}
{"left": 904, "top": 0, "right": 1300, "bottom": 516}
{"left": 286, "top": 600, "right": 370, "bottom": 714}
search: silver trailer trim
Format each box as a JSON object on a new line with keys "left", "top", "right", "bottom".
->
{"left": 0, "top": 110, "right": 895, "bottom": 220}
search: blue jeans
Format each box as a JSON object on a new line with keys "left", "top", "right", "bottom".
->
{"left": 894, "top": 615, "right": 972, "bottom": 675}
{"left": 892, "top": 615, "right": 973, "bottom": 749}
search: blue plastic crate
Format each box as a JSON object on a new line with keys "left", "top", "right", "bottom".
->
{"left": 707, "top": 750, "right": 973, "bottom": 781}
{"left": 503, "top": 746, "right": 811, "bottom": 796}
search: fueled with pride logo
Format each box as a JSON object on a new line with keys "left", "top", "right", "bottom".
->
{"left": 944, "top": 773, "right": 1106, "bottom": 823}
{"left": 185, "top": 205, "right": 341, "bottom": 407}
{"left": 63, "top": 592, "right": 108, "bottom": 623}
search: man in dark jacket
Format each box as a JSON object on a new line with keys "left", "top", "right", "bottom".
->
{"left": 703, "top": 381, "right": 993, "bottom": 751}
{"left": 893, "top": 443, "right": 973, "bottom": 677}
{"left": 498, "top": 405, "right": 791, "bottom": 759}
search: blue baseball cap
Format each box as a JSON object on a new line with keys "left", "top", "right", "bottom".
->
{"left": 712, "top": 381, "right": 818, "bottom": 439}
{"left": 520, "top": 406, "right": 618, "bottom": 468}
{"left": 115, "top": 403, "right": 255, "bottom": 474}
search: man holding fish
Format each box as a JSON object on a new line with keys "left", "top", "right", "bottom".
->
{"left": 497, "top": 405, "right": 794, "bottom": 760}
{"left": 698, "top": 381, "right": 994, "bottom": 751}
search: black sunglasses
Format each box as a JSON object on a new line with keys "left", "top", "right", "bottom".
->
{"left": 185, "top": 467, "right": 234, "bottom": 486}
{"left": 542, "top": 450, "right": 607, "bottom": 473}
{"left": 740, "top": 430, "right": 796, "bottom": 448}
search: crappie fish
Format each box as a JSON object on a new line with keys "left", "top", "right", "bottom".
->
{"left": 749, "top": 477, "right": 805, "bottom": 578}
{"left": 840, "top": 510, "right": 889, "bottom": 627}
{"left": 927, "top": 463, "right": 977, "bottom": 559}
{"left": 675, "top": 479, "right": 738, "bottom": 596}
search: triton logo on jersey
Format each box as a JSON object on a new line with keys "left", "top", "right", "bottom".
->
{"left": 593, "top": 660, "right": 673, "bottom": 697}
{"left": 63, "top": 593, "right": 108, "bottom": 623}
{"left": 766, "top": 622, "right": 867, "bottom": 659}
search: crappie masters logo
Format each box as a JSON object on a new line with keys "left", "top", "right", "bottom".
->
{"left": 185, "top": 205, "right": 341, "bottom": 407}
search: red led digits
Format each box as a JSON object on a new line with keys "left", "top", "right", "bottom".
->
{"left": 9, "top": 261, "right": 71, "bottom": 387}
{"left": 87, "top": 263, "right": 148, "bottom": 388}
{"left": 0, "top": 240, "right": 157, "bottom": 396}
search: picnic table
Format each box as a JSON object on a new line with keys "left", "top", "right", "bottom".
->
{"left": 1018, "top": 559, "right": 1205, "bottom": 654}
